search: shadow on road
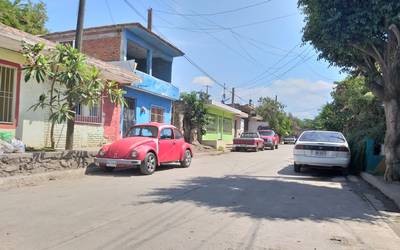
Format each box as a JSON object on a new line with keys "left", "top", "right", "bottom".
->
{"left": 85, "top": 163, "right": 181, "bottom": 177}
{"left": 143, "top": 174, "right": 383, "bottom": 222}
{"left": 278, "top": 164, "right": 345, "bottom": 178}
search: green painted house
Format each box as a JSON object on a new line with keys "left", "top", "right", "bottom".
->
{"left": 202, "top": 100, "right": 247, "bottom": 149}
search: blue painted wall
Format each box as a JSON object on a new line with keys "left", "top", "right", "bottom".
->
{"left": 121, "top": 86, "right": 172, "bottom": 129}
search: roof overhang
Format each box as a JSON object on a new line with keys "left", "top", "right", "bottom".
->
{"left": 206, "top": 100, "right": 248, "bottom": 118}
{"left": 0, "top": 23, "right": 140, "bottom": 84}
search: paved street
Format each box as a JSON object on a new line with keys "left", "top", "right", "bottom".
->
{"left": 1, "top": 145, "right": 400, "bottom": 250}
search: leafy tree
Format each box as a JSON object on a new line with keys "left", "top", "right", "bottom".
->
{"left": 22, "top": 42, "right": 125, "bottom": 149}
{"left": 0, "top": 0, "right": 47, "bottom": 35}
{"left": 256, "top": 97, "right": 294, "bottom": 136}
{"left": 180, "top": 92, "right": 209, "bottom": 143}
{"left": 298, "top": 0, "right": 400, "bottom": 181}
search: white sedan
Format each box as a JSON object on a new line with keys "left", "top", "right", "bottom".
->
{"left": 293, "top": 130, "right": 351, "bottom": 175}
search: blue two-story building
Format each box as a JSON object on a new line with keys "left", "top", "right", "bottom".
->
{"left": 44, "top": 23, "right": 184, "bottom": 137}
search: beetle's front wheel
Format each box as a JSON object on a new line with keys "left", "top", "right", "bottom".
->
{"left": 180, "top": 150, "right": 192, "bottom": 168}
{"left": 140, "top": 152, "right": 157, "bottom": 175}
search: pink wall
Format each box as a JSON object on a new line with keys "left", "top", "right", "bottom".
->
{"left": 103, "top": 96, "right": 121, "bottom": 142}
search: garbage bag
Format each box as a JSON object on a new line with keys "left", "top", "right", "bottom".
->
{"left": 11, "top": 138, "right": 25, "bottom": 153}
{"left": 0, "top": 139, "right": 15, "bottom": 153}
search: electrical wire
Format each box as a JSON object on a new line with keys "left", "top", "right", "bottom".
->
{"left": 153, "top": 0, "right": 272, "bottom": 17}
{"left": 105, "top": 0, "right": 116, "bottom": 24}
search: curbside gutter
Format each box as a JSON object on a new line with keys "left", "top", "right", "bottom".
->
{"left": 360, "top": 172, "right": 400, "bottom": 209}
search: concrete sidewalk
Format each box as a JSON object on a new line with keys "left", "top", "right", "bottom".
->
{"left": 361, "top": 172, "right": 400, "bottom": 209}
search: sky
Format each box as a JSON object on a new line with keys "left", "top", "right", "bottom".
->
{"left": 35, "top": 0, "right": 345, "bottom": 119}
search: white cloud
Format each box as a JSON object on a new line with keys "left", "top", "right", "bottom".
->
{"left": 192, "top": 76, "right": 214, "bottom": 86}
{"left": 237, "top": 78, "right": 334, "bottom": 119}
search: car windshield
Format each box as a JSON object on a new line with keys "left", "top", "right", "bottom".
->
{"left": 259, "top": 130, "right": 274, "bottom": 136}
{"left": 240, "top": 133, "right": 258, "bottom": 138}
{"left": 126, "top": 126, "right": 158, "bottom": 138}
{"left": 299, "top": 131, "right": 345, "bottom": 143}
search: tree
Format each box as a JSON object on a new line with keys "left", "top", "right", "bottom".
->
{"left": 22, "top": 42, "right": 125, "bottom": 149}
{"left": 0, "top": 0, "right": 47, "bottom": 35}
{"left": 298, "top": 0, "right": 400, "bottom": 181}
{"left": 256, "top": 97, "right": 293, "bottom": 136}
{"left": 180, "top": 92, "right": 209, "bottom": 143}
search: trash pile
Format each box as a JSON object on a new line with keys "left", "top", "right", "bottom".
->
{"left": 0, "top": 132, "right": 25, "bottom": 155}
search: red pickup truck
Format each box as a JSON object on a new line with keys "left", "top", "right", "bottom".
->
{"left": 232, "top": 132, "right": 264, "bottom": 152}
{"left": 258, "top": 130, "right": 280, "bottom": 150}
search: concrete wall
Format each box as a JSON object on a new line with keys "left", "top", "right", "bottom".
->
{"left": 0, "top": 150, "right": 95, "bottom": 177}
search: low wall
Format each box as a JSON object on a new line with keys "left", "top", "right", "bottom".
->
{"left": 0, "top": 150, "right": 97, "bottom": 178}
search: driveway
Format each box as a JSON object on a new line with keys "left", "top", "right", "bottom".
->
{"left": 1, "top": 145, "right": 400, "bottom": 249}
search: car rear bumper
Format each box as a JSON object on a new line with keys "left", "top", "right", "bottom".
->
{"left": 233, "top": 144, "right": 257, "bottom": 148}
{"left": 94, "top": 158, "right": 142, "bottom": 167}
{"left": 293, "top": 155, "right": 350, "bottom": 168}
{"left": 263, "top": 142, "right": 273, "bottom": 147}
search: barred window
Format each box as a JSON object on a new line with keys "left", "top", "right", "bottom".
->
{"left": 75, "top": 102, "right": 101, "bottom": 124}
{"left": 223, "top": 118, "right": 232, "bottom": 133}
{"left": 151, "top": 107, "right": 164, "bottom": 123}
{"left": 206, "top": 114, "right": 218, "bottom": 133}
{"left": 0, "top": 65, "right": 16, "bottom": 123}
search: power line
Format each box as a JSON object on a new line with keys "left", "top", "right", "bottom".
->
{"left": 153, "top": 0, "right": 272, "bottom": 17}
{"left": 123, "top": 0, "right": 247, "bottom": 104}
{"left": 105, "top": 0, "right": 115, "bottom": 24}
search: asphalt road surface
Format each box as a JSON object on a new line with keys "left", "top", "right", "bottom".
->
{"left": 1, "top": 145, "right": 400, "bottom": 250}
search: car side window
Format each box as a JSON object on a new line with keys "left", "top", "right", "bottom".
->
{"left": 160, "top": 128, "right": 173, "bottom": 140}
{"left": 174, "top": 129, "right": 183, "bottom": 140}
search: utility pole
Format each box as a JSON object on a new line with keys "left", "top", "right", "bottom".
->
{"left": 231, "top": 87, "right": 235, "bottom": 105}
{"left": 66, "top": 0, "right": 86, "bottom": 150}
{"left": 147, "top": 8, "right": 153, "bottom": 31}
{"left": 205, "top": 85, "right": 210, "bottom": 95}
{"left": 74, "top": 0, "right": 86, "bottom": 51}
{"left": 275, "top": 95, "right": 278, "bottom": 102}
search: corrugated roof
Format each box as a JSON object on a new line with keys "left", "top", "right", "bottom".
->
{"left": 0, "top": 23, "right": 140, "bottom": 84}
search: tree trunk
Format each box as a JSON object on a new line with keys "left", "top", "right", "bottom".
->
{"left": 50, "top": 121, "right": 55, "bottom": 149}
{"left": 383, "top": 98, "right": 400, "bottom": 181}
{"left": 65, "top": 101, "right": 75, "bottom": 150}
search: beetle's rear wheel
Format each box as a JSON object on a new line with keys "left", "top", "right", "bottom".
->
{"left": 180, "top": 150, "right": 192, "bottom": 168}
{"left": 140, "top": 152, "right": 157, "bottom": 175}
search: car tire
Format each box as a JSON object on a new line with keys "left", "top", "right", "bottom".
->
{"left": 180, "top": 149, "right": 192, "bottom": 168}
{"left": 104, "top": 166, "right": 114, "bottom": 172}
{"left": 294, "top": 163, "right": 301, "bottom": 173}
{"left": 271, "top": 145, "right": 275, "bottom": 150}
{"left": 275, "top": 144, "right": 279, "bottom": 149}
{"left": 140, "top": 152, "right": 157, "bottom": 175}
{"left": 342, "top": 168, "right": 349, "bottom": 176}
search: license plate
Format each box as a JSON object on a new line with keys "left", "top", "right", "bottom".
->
{"left": 314, "top": 150, "right": 326, "bottom": 157}
{"left": 106, "top": 160, "right": 117, "bottom": 167}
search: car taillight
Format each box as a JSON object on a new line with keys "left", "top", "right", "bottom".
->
{"left": 338, "top": 146, "right": 350, "bottom": 152}
{"left": 295, "top": 145, "right": 305, "bottom": 149}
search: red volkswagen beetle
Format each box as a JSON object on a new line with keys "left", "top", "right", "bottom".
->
{"left": 95, "top": 123, "right": 193, "bottom": 175}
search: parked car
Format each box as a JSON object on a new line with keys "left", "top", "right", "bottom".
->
{"left": 293, "top": 130, "right": 351, "bottom": 175}
{"left": 95, "top": 123, "right": 193, "bottom": 175}
{"left": 232, "top": 132, "right": 264, "bottom": 152}
{"left": 283, "top": 136, "right": 297, "bottom": 144}
{"left": 258, "top": 129, "right": 280, "bottom": 150}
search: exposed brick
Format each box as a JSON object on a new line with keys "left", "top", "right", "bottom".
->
{"left": 82, "top": 35, "right": 121, "bottom": 62}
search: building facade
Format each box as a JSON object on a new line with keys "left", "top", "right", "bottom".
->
{"left": 0, "top": 24, "right": 139, "bottom": 149}
{"left": 202, "top": 100, "right": 247, "bottom": 149}
{"left": 43, "top": 23, "right": 184, "bottom": 138}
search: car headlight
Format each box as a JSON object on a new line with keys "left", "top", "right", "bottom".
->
{"left": 98, "top": 149, "right": 106, "bottom": 157}
{"left": 131, "top": 150, "right": 138, "bottom": 158}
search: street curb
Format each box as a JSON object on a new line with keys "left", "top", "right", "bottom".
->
{"left": 0, "top": 168, "right": 86, "bottom": 190}
{"left": 194, "top": 151, "right": 227, "bottom": 157}
{"left": 360, "top": 172, "right": 400, "bottom": 209}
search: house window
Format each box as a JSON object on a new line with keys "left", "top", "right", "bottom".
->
{"left": 75, "top": 102, "right": 102, "bottom": 124}
{"left": 223, "top": 118, "right": 232, "bottom": 134}
{"left": 151, "top": 106, "right": 164, "bottom": 123}
{"left": 206, "top": 114, "right": 218, "bottom": 133}
{"left": 0, "top": 65, "right": 16, "bottom": 123}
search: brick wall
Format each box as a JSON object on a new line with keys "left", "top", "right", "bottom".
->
{"left": 82, "top": 35, "right": 121, "bottom": 62}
